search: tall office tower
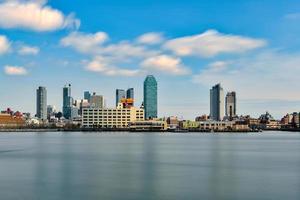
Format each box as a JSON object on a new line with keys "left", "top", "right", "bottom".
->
{"left": 116, "top": 89, "right": 126, "bottom": 106}
{"left": 84, "top": 91, "right": 91, "bottom": 102}
{"left": 144, "top": 75, "right": 157, "bottom": 119}
{"left": 210, "top": 83, "right": 224, "bottom": 121}
{"left": 90, "top": 93, "right": 104, "bottom": 108}
{"left": 126, "top": 88, "right": 134, "bottom": 106}
{"left": 225, "top": 92, "right": 236, "bottom": 120}
{"left": 36, "top": 86, "right": 47, "bottom": 120}
{"left": 63, "top": 84, "right": 73, "bottom": 119}
{"left": 126, "top": 88, "right": 134, "bottom": 99}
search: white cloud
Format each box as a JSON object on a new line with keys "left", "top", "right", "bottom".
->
{"left": 102, "top": 41, "right": 158, "bottom": 60}
{"left": 4, "top": 65, "right": 28, "bottom": 75}
{"left": 164, "top": 29, "right": 267, "bottom": 57}
{"left": 141, "top": 55, "right": 190, "bottom": 75}
{"left": 18, "top": 45, "right": 40, "bottom": 55}
{"left": 85, "top": 56, "right": 142, "bottom": 76}
{"left": 0, "top": 1, "right": 80, "bottom": 31}
{"left": 193, "top": 50, "right": 300, "bottom": 100}
{"left": 60, "top": 32, "right": 108, "bottom": 54}
{"left": 0, "top": 35, "right": 10, "bottom": 54}
{"left": 137, "top": 32, "right": 164, "bottom": 45}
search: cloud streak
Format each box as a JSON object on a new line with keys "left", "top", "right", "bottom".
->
{"left": 4, "top": 65, "right": 28, "bottom": 75}
{"left": 164, "top": 29, "right": 267, "bottom": 57}
{"left": 0, "top": 0, "right": 80, "bottom": 31}
{"left": 18, "top": 45, "right": 40, "bottom": 55}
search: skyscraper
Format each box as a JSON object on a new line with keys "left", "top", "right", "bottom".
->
{"left": 210, "top": 84, "right": 224, "bottom": 121}
{"left": 36, "top": 86, "right": 47, "bottom": 120}
{"left": 63, "top": 84, "right": 73, "bottom": 119}
{"left": 116, "top": 89, "right": 126, "bottom": 106}
{"left": 126, "top": 88, "right": 134, "bottom": 106}
{"left": 90, "top": 93, "right": 104, "bottom": 108}
{"left": 84, "top": 91, "right": 91, "bottom": 102}
{"left": 126, "top": 88, "right": 134, "bottom": 99}
{"left": 225, "top": 92, "right": 236, "bottom": 120}
{"left": 144, "top": 75, "right": 157, "bottom": 119}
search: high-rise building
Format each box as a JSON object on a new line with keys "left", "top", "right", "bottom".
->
{"left": 36, "top": 86, "right": 47, "bottom": 120}
{"left": 210, "top": 84, "right": 224, "bottom": 121}
{"left": 84, "top": 91, "right": 91, "bottom": 102}
{"left": 225, "top": 92, "right": 236, "bottom": 120}
{"left": 126, "top": 88, "right": 134, "bottom": 99}
{"left": 47, "top": 105, "right": 56, "bottom": 120}
{"left": 90, "top": 93, "right": 105, "bottom": 108}
{"left": 144, "top": 75, "right": 157, "bottom": 119}
{"left": 63, "top": 84, "right": 73, "bottom": 119}
{"left": 116, "top": 89, "right": 126, "bottom": 106}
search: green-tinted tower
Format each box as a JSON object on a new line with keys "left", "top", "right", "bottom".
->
{"left": 143, "top": 75, "right": 157, "bottom": 119}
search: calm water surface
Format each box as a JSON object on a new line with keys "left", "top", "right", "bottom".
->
{"left": 0, "top": 132, "right": 300, "bottom": 200}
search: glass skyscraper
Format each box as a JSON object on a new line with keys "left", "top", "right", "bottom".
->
{"left": 126, "top": 88, "right": 134, "bottom": 99}
{"left": 144, "top": 75, "right": 157, "bottom": 119}
{"left": 84, "top": 91, "right": 91, "bottom": 102}
{"left": 36, "top": 86, "right": 47, "bottom": 120}
{"left": 63, "top": 84, "right": 73, "bottom": 119}
{"left": 210, "top": 83, "right": 224, "bottom": 121}
{"left": 116, "top": 89, "right": 126, "bottom": 106}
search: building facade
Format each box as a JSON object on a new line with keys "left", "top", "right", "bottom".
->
{"left": 84, "top": 91, "right": 91, "bottom": 102}
{"left": 63, "top": 84, "right": 73, "bottom": 119}
{"left": 82, "top": 105, "right": 144, "bottom": 128}
{"left": 127, "top": 88, "right": 134, "bottom": 98}
{"left": 90, "top": 93, "right": 104, "bottom": 108}
{"left": 116, "top": 89, "right": 126, "bottom": 107}
{"left": 36, "top": 86, "right": 47, "bottom": 120}
{"left": 144, "top": 75, "right": 157, "bottom": 119}
{"left": 210, "top": 84, "right": 224, "bottom": 121}
{"left": 225, "top": 92, "right": 236, "bottom": 120}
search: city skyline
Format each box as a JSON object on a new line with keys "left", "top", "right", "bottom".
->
{"left": 1, "top": 0, "right": 300, "bottom": 119}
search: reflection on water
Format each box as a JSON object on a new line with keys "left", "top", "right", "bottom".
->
{"left": 0, "top": 132, "right": 300, "bottom": 200}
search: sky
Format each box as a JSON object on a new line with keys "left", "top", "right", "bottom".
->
{"left": 0, "top": 0, "right": 300, "bottom": 119}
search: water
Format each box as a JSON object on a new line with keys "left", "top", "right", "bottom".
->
{"left": 0, "top": 132, "right": 300, "bottom": 200}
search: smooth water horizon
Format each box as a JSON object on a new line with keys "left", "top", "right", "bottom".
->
{"left": 0, "top": 131, "right": 300, "bottom": 200}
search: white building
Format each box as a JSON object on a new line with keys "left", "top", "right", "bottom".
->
{"left": 82, "top": 104, "right": 144, "bottom": 128}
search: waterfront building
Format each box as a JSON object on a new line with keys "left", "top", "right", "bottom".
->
{"left": 225, "top": 92, "right": 236, "bottom": 120}
{"left": 84, "top": 91, "right": 91, "bottom": 102}
{"left": 116, "top": 89, "right": 126, "bottom": 106}
{"left": 179, "top": 120, "right": 235, "bottom": 131}
{"left": 36, "top": 86, "right": 47, "bottom": 121}
{"left": 90, "top": 93, "right": 104, "bottom": 108}
{"left": 166, "top": 116, "right": 179, "bottom": 129}
{"left": 144, "top": 75, "right": 158, "bottom": 119}
{"left": 195, "top": 115, "right": 210, "bottom": 121}
{"left": 210, "top": 84, "right": 224, "bottom": 121}
{"left": 0, "top": 113, "right": 25, "bottom": 127}
{"left": 129, "top": 120, "right": 167, "bottom": 131}
{"left": 63, "top": 84, "right": 73, "bottom": 119}
{"left": 82, "top": 104, "right": 144, "bottom": 128}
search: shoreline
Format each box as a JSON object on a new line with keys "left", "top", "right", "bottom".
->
{"left": 0, "top": 128, "right": 299, "bottom": 133}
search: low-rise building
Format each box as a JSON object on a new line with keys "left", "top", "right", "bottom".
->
{"left": 0, "top": 113, "right": 25, "bottom": 127}
{"left": 179, "top": 120, "right": 235, "bottom": 131}
{"left": 129, "top": 120, "right": 167, "bottom": 131}
{"left": 166, "top": 116, "right": 179, "bottom": 129}
{"left": 82, "top": 104, "right": 144, "bottom": 128}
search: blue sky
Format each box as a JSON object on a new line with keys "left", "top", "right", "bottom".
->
{"left": 0, "top": 0, "right": 300, "bottom": 119}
